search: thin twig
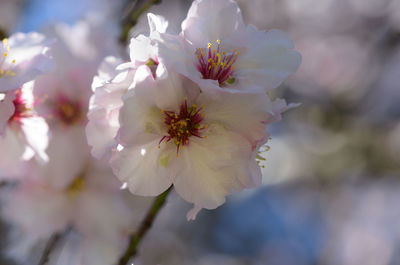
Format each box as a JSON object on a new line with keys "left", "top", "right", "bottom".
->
{"left": 118, "top": 186, "right": 173, "bottom": 265}
{"left": 0, "top": 181, "right": 7, "bottom": 188}
{"left": 120, "top": 0, "right": 163, "bottom": 43}
{"left": 37, "top": 233, "right": 63, "bottom": 265}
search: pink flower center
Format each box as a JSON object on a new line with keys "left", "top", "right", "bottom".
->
{"left": 54, "top": 97, "right": 83, "bottom": 126}
{"left": 159, "top": 98, "right": 208, "bottom": 154}
{"left": 195, "top": 40, "right": 239, "bottom": 86}
{"left": 8, "top": 89, "right": 32, "bottom": 123}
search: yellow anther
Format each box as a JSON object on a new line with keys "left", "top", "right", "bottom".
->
{"left": 2, "top": 38, "right": 8, "bottom": 45}
{"left": 3, "top": 52, "right": 7, "bottom": 57}
{"left": 216, "top": 39, "right": 221, "bottom": 44}
{"left": 12, "top": 59, "right": 15, "bottom": 64}
{"left": 207, "top": 43, "right": 212, "bottom": 48}
{"left": 216, "top": 53, "right": 222, "bottom": 65}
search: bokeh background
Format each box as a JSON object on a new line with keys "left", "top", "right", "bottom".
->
{"left": 1, "top": 0, "right": 400, "bottom": 264}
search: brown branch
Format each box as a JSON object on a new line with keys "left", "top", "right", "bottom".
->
{"left": 0, "top": 27, "right": 7, "bottom": 40}
{"left": 37, "top": 232, "right": 63, "bottom": 265}
{"left": 118, "top": 186, "right": 173, "bottom": 265}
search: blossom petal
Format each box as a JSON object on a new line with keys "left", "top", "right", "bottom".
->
{"left": 235, "top": 28, "right": 302, "bottom": 90}
{"left": 182, "top": 0, "right": 245, "bottom": 47}
{"left": 200, "top": 89, "right": 271, "bottom": 144}
{"left": 110, "top": 140, "right": 173, "bottom": 196}
{"left": 171, "top": 126, "right": 255, "bottom": 209}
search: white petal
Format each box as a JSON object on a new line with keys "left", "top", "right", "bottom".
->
{"left": 171, "top": 126, "right": 256, "bottom": 209}
{"left": 147, "top": 13, "right": 169, "bottom": 36}
{"left": 0, "top": 127, "right": 26, "bottom": 178}
{"left": 19, "top": 116, "right": 49, "bottom": 163}
{"left": 200, "top": 89, "right": 271, "bottom": 145}
{"left": 110, "top": 140, "right": 173, "bottom": 196}
{"left": 186, "top": 205, "right": 202, "bottom": 221}
{"left": 235, "top": 28, "right": 302, "bottom": 90}
{"left": 0, "top": 92, "right": 15, "bottom": 134}
{"left": 182, "top": 0, "right": 245, "bottom": 47}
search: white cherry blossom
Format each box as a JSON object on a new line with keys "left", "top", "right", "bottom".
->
{"left": 156, "top": 0, "right": 301, "bottom": 92}
{"left": 110, "top": 63, "right": 287, "bottom": 218}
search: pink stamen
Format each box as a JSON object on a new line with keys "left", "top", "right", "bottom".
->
{"left": 195, "top": 40, "right": 239, "bottom": 85}
{"left": 159, "top": 98, "right": 207, "bottom": 154}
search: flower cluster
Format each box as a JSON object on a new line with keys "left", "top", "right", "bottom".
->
{"left": 87, "top": 0, "right": 301, "bottom": 220}
{"left": 0, "top": 33, "right": 53, "bottom": 178}
{"left": 0, "top": 20, "right": 136, "bottom": 264}
{"left": 0, "top": 0, "right": 300, "bottom": 263}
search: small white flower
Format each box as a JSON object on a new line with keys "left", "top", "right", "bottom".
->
{"left": 156, "top": 0, "right": 301, "bottom": 92}
{"left": 87, "top": 14, "right": 167, "bottom": 160}
{"left": 86, "top": 56, "right": 133, "bottom": 160}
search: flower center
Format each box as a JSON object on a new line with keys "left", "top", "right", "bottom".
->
{"left": 195, "top": 40, "right": 239, "bottom": 86}
{"left": 0, "top": 38, "right": 16, "bottom": 78}
{"left": 67, "top": 176, "right": 85, "bottom": 196}
{"left": 54, "top": 97, "right": 83, "bottom": 126}
{"left": 8, "top": 89, "right": 32, "bottom": 123}
{"left": 146, "top": 58, "right": 159, "bottom": 78}
{"left": 159, "top": 97, "right": 208, "bottom": 154}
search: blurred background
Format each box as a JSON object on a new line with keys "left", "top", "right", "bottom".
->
{"left": 1, "top": 0, "right": 400, "bottom": 264}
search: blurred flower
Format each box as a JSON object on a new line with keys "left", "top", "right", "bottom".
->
{"left": 86, "top": 56, "right": 128, "bottom": 160}
{"left": 0, "top": 32, "right": 53, "bottom": 93}
{"left": 288, "top": 35, "right": 370, "bottom": 101}
{"left": 323, "top": 181, "right": 400, "bottom": 265}
{"left": 0, "top": 82, "right": 49, "bottom": 179}
{"left": 86, "top": 14, "right": 166, "bottom": 160}
{"left": 1, "top": 159, "right": 133, "bottom": 265}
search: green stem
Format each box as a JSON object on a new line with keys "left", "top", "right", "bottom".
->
{"left": 118, "top": 186, "right": 172, "bottom": 265}
{"left": 120, "top": 0, "right": 163, "bottom": 43}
